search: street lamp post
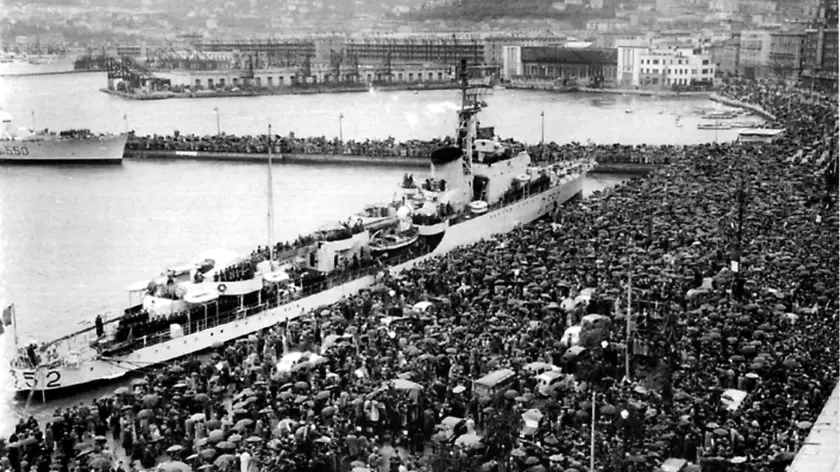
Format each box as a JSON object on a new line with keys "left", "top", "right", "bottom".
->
{"left": 540, "top": 110, "right": 545, "bottom": 162}
{"left": 625, "top": 255, "right": 633, "bottom": 382}
{"left": 339, "top": 113, "right": 344, "bottom": 143}
{"left": 590, "top": 390, "right": 596, "bottom": 472}
{"left": 214, "top": 107, "right": 221, "bottom": 136}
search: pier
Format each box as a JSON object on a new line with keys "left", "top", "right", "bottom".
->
{"left": 788, "top": 380, "right": 840, "bottom": 472}
{"left": 102, "top": 81, "right": 461, "bottom": 100}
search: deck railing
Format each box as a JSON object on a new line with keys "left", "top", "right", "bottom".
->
{"left": 128, "top": 249, "right": 429, "bottom": 352}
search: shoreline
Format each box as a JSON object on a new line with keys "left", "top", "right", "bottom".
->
{"left": 101, "top": 82, "right": 461, "bottom": 100}
{"left": 0, "top": 69, "right": 100, "bottom": 78}
{"left": 576, "top": 86, "right": 711, "bottom": 97}
{"left": 709, "top": 92, "right": 777, "bottom": 121}
{"left": 124, "top": 149, "right": 657, "bottom": 173}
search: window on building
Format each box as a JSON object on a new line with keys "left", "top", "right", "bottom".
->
{"left": 701, "top": 68, "right": 708, "bottom": 74}
{"left": 652, "top": 77, "right": 659, "bottom": 85}
{"left": 653, "top": 59, "right": 659, "bottom": 65}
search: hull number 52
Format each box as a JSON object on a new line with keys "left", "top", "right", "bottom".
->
{"left": 22, "top": 370, "right": 62, "bottom": 388}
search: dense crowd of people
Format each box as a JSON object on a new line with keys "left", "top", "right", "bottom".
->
{"left": 2, "top": 79, "right": 837, "bottom": 472}
{"left": 124, "top": 132, "right": 675, "bottom": 166}
{"left": 125, "top": 132, "right": 454, "bottom": 159}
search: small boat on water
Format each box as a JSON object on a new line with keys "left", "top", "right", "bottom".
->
{"left": 625, "top": 109, "right": 633, "bottom": 114}
{"left": 697, "top": 122, "right": 732, "bottom": 130}
{"left": 703, "top": 111, "right": 740, "bottom": 120}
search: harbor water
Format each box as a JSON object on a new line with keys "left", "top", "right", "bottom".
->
{"left": 0, "top": 72, "right": 752, "bottom": 433}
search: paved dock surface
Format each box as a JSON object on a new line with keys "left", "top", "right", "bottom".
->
{"left": 789, "top": 380, "right": 840, "bottom": 472}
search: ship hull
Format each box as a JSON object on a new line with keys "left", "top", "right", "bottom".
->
{"left": 8, "top": 173, "right": 585, "bottom": 394}
{"left": 0, "top": 135, "right": 127, "bottom": 163}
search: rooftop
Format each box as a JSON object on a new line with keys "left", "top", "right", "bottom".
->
{"left": 521, "top": 46, "right": 618, "bottom": 64}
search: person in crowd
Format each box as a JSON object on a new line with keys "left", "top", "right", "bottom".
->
{"left": 2, "top": 79, "right": 836, "bottom": 472}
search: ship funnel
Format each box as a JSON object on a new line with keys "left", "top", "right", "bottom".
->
{"left": 430, "top": 146, "right": 466, "bottom": 187}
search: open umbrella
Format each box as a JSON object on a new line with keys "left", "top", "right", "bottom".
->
{"left": 167, "top": 445, "right": 183, "bottom": 454}
{"left": 88, "top": 456, "right": 111, "bottom": 470}
{"left": 233, "top": 419, "right": 253, "bottom": 431}
{"left": 207, "top": 430, "right": 224, "bottom": 443}
{"left": 142, "top": 393, "right": 160, "bottom": 408}
{"left": 190, "top": 413, "right": 205, "bottom": 422}
{"left": 199, "top": 449, "right": 216, "bottom": 459}
{"left": 216, "top": 441, "right": 235, "bottom": 450}
{"left": 214, "top": 455, "right": 235, "bottom": 468}
{"left": 159, "top": 461, "right": 191, "bottom": 472}
{"left": 228, "top": 434, "right": 242, "bottom": 442}
{"left": 246, "top": 436, "right": 262, "bottom": 444}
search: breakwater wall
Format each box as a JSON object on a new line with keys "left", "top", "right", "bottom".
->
{"left": 0, "top": 69, "right": 98, "bottom": 78}
{"left": 505, "top": 81, "right": 577, "bottom": 93}
{"left": 124, "top": 149, "right": 657, "bottom": 174}
{"left": 124, "top": 150, "right": 429, "bottom": 168}
{"left": 709, "top": 93, "right": 777, "bottom": 121}
{"left": 102, "top": 82, "right": 460, "bottom": 100}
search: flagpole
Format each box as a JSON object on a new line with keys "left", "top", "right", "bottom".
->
{"left": 267, "top": 123, "right": 275, "bottom": 269}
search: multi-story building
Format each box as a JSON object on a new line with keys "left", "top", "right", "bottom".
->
{"left": 344, "top": 35, "right": 483, "bottom": 66}
{"left": 193, "top": 39, "right": 317, "bottom": 66}
{"left": 738, "top": 0, "right": 777, "bottom": 15}
{"left": 709, "top": 37, "right": 741, "bottom": 76}
{"left": 738, "top": 30, "right": 772, "bottom": 77}
{"left": 616, "top": 38, "right": 651, "bottom": 86}
{"left": 586, "top": 19, "right": 632, "bottom": 33}
{"left": 768, "top": 30, "right": 805, "bottom": 81}
{"left": 501, "top": 46, "right": 523, "bottom": 80}
{"left": 802, "top": 0, "right": 839, "bottom": 88}
{"left": 520, "top": 46, "right": 618, "bottom": 86}
{"left": 626, "top": 46, "right": 716, "bottom": 89}
{"left": 591, "top": 31, "right": 648, "bottom": 49}
{"left": 483, "top": 32, "right": 566, "bottom": 67}
{"left": 115, "top": 44, "right": 148, "bottom": 60}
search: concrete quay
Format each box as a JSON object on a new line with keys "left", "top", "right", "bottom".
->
{"left": 788, "top": 380, "right": 840, "bottom": 472}
{"left": 708, "top": 93, "right": 777, "bottom": 121}
{"left": 101, "top": 82, "right": 460, "bottom": 100}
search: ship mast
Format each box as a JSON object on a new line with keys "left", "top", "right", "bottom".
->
{"left": 267, "top": 124, "right": 275, "bottom": 267}
{"left": 456, "top": 59, "right": 478, "bottom": 193}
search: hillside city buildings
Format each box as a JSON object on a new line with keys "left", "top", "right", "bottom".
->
{"left": 5, "top": 0, "right": 837, "bottom": 91}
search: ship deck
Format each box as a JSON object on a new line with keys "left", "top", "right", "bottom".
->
{"left": 17, "top": 165, "right": 588, "bottom": 369}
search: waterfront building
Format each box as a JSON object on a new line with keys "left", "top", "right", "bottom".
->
{"left": 802, "top": 27, "right": 839, "bottom": 88}
{"left": 520, "top": 46, "right": 618, "bottom": 86}
{"left": 155, "top": 62, "right": 452, "bottom": 89}
{"left": 709, "top": 37, "right": 741, "bottom": 77}
{"left": 619, "top": 45, "right": 715, "bottom": 89}
{"left": 192, "top": 39, "right": 317, "bottom": 65}
{"left": 501, "top": 46, "right": 523, "bottom": 81}
{"left": 483, "top": 31, "right": 566, "bottom": 68}
{"left": 616, "top": 39, "right": 650, "bottom": 87}
{"left": 768, "top": 30, "right": 806, "bottom": 82}
{"left": 344, "top": 35, "right": 484, "bottom": 67}
{"left": 738, "top": 30, "right": 773, "bottom": 78}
